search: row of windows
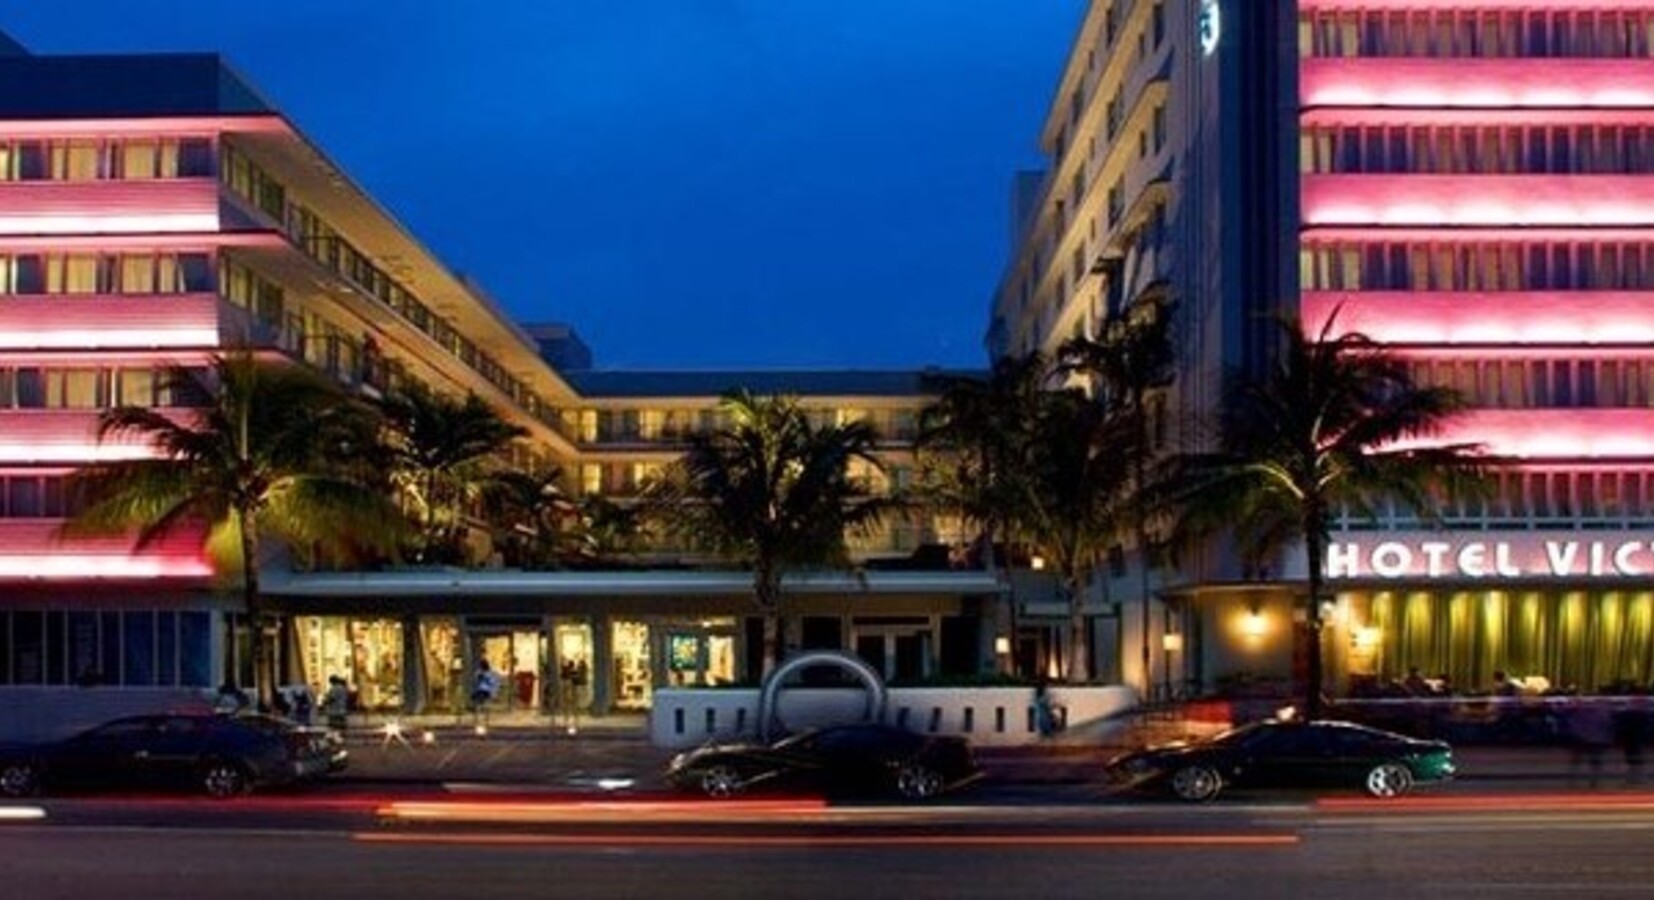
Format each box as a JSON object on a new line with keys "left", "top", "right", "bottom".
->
{"left": 1301, "top": 10, "right": 1654, "bottom": 59}
{"left": 565, "top": 407, "right": 920, "bottom": 447}
{"left": 0, "top": 367, "right": 208, "bottom": 410}
{"left": 219, "top": 146, "right": 570, "bottom": 438}
{"left": 1409, "top": 359, "right": 1654, "bottom": 410}
{"left": 0, "top": 253, "right": 214, "bottom": 295}
{"left": 1301, "top": 125, "right": 1654, "bottom": 175}
{"left": 0, "top": 609, "right": 212, "bottom": 688}
{"left": 0, "top": 475, "right": 73, "bottom": 519}
{"left": 1301, "top": 242, "right": 1654, "bottom": 292}
{"left": 575, "top": 461, "right": 917, "bottom": 499}
{"left": 0, "top": 138, "right": 213, "bottom": 181}
{"left": 1343, "top": 470, "right": 1654, "bottom": 528}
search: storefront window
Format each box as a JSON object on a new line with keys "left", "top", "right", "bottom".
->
{"left": 471, "top": 629, "right": 541, "bottom": 711}
{"left": 554, "top": 622, "right": 593, "bottom": 712}
{"left": 612, "top": 620, "right": 652, "bottom": 710}
{"left": 297, "top": 617, "right": 403, "bottom": 711}
{"left": 421, "top": 618, "right": 462, "bottom": 713}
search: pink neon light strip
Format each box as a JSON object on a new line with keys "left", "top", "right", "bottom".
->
{"left": 1303, "top": 226, "right": 1654, "bottom": 245}
{"left": 1397, "top": 410, "right": 1654, "bottom": 459}
{"left": 0, "top": 410, "right": 193, "bottom": 463}
{"left": 0, "top": 521, "right": 212, "bottom": 580}
{"left": 1303, "top": 175, "right": 1654, "bottom": 227}
{"left": 1303, "top": 108, "right": 1654, "bottom": 128}
{"left": 1301, "top": 0, "right": 1654, "bottom": 9}
{"left": 1303, "top": 291, "right": 1654, "bottom": 347}
{"left": 0, "top": 114, "right": 287, "bottom": 139}
{"left": 0, "top": 179, "right": 221, "bottom": 235}
{"left": 0, "top": 232, "right": 280, "bottom": 252}
{"left": 1303, "top": 59, "right": 1654, "bottom": 108}
{"left": 0, "top": 294, "right": 225, "bottom": 350}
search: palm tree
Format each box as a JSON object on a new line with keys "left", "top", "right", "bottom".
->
{"left": 377, "top": 382, "right": 528, "bottom": 564}
{"left": 1169, "top": 314, "right": 1484, "bottom": 717}
{"left": 1060, "top": 300, "right": 1175, "bottom": 696}
{"left": 481, "top": 466, "right": 576, "bottom": 568}
{"left": 916, "top": 353, "right": 1048, "bottom": 673}
{"left": 1013, "top": 388, "right": 1141, "bottom": 683}
{"left": 66, "top": 352, "right": 402, "bottom": 702}
{"left": 574, "top": 495, "right": 647, "bottom": 564}
{"left": 650, "top": 391, "right": 890, "bottom": 674}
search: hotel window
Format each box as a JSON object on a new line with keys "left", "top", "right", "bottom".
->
{"left": 45, "top": 254, "right": 106, "bottom": 294}
{"left": 48, "top": 140, "right": 108, "bottom": 181}
{"left": 639, "top": 409, "right": 665, "bottom": 441}
{"left": 1151, "top": 3, "right": 1164, "bottom": 47}
{"left": 1152, "top": 105, "right": 1167, "bottom": 153}
{"left": 580, "top": 465, "right": 602, "bottom": 497}
{"left": 576, "top": 409, "right": 598, "bottom": 443}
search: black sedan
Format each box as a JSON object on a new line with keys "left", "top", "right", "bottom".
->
{"left": 667, "top": 724, "right": 979, "bottom": 801}
{"left": 1103, "top": 719, "right": 1455, "bottom": 802}
{"left": 0, "top": 713, "right": 346, "bottom": 799}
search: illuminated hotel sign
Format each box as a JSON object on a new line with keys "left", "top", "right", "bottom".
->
{"left": 1328, "top": 535, "right": 1654, "bottom": 580}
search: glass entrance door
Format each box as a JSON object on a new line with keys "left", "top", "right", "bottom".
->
{"left": 471, "top": 629, "right": 542, "bottom": 711}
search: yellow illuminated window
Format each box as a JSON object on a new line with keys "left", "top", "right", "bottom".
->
{"left": 639, "top": 409, "right": 665, "bottom": 440}
{"left": 580, "top": 465, "right": 602, "bottom": 496}
{"left": 123, "top": 141, "right": 158, "bottom": 179}
{"left": 48, "top": 254, "right": 102, "bottom": 294}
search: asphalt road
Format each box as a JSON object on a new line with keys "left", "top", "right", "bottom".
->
{"left": 4, "top": 791, "right": 1654, "bottom": 899}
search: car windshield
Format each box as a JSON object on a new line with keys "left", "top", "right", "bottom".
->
{"left": 1206, "top": 722, "right": 1271, "bottom": 748}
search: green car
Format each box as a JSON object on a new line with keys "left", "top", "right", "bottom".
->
{"left": 1102, "top": 719, "right": 1456, "bottom": 802}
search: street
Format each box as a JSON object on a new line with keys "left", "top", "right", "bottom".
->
{"left": 4, "top": 789, "right": 1654, "bottom": 899}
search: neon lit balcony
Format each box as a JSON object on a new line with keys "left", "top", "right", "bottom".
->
{"left": 0, "top": 178, "right": 221, "bottom": 235}
{"left": 0, "top": 294, "right": 243, "bottom": 350}
{"left": 0, "top": 520, "right": 210, "bottom": 580}
{"left": 1302, "top": 175, "right": 1654, "bottom": 227}
{"left": 0, "top": 410, "right": 193, "bottom": 463}
{"left": 1302, "top": 59, "right": 1654, "bottom": 109}
{"left": 1303, "top": 291, "right": 1654, "bottom": 347}
{"left": 1399, "top": 410, "right": 1654, "bottom": 460}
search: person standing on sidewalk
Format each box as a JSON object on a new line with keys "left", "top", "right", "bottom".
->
{"left": 471, "top": 658, "right": 502, "bottom": 727}
{"left": 323, "top": 675, "right": 351, "bottom": 734}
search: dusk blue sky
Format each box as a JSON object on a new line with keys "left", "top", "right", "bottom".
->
{"left": 8, "top": 1, "right": 1084, "bottom": 369}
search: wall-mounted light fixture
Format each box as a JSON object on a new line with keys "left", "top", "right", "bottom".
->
{"left": 994, "top": 636, "right": 1012, "bottom": 656}
{"left": 1162, "top": 632, "right": 1184, "bottom": 653}
{"left": 1241, "top": 605, "right": 1268, "bottom": 640}
{"left": 1030, "top": 555, "right": 1047, "bottom": 571}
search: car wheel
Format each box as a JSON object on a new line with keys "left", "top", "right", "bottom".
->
{"left": 0, "top": 761, "right": 40, "bottom": 798}
{"left": 894, "top": 763, "right": 945, "bottom": 801}
{"left": 1169, "top": 765, "right": 1222, "bottom": 803}
{"left": 1364, "top": 762, "right": 1414, "bottom": 799}
{"left": 201, "top": 760, "right": 250, "bottom": 799}
{"left": 699, "top": 764, "right": 744, "bottom": 799}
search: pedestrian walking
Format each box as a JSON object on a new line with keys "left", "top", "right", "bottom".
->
{"left": 323, "top": 675, "right": 351, "bottom": 734}
{"left": 471, "top": 658, "right": 502, "bottom": 726}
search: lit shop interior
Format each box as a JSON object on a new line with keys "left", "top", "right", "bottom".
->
{"left": 285, "top": 615, "right": 739, "bottom": 713}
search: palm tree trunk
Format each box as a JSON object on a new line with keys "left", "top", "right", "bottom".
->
{"left": 1303, "top": 512, "right": 1326, "bottom": 720}
{"left": 756, "top": 564, "right": 782, "bottom": 677}
{"left": 1134, "top": 449, "right": 1153, "bottom": 701}
{"left": 1066, "top": 570, "right": 1089, "bottom": 684}
{"left": 239, "top": 506, "right": 269, "bottom": 708}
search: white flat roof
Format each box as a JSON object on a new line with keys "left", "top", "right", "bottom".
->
{"left": 265, "top": 569, "right": 1003, "bottom": 598}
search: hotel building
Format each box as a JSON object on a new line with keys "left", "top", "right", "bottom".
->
{"left": 994, "top": 0, "right": 1654, "bottom": 698}
{"left": 0, "top": 33, "right": 993, "bottom": 720}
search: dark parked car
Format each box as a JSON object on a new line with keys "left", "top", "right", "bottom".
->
{"left": 667, "top": 724, "right": 979, "bottom": 801}
{"left": 0, "top": 713, "right": 347, "bottom": 799}
{"left": 1102, "top": 719, "right": 1455, "bottom": 802}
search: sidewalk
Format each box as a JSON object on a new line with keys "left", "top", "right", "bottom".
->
{"left": 327, "top": 716, "right": 1651, "bottom": 790}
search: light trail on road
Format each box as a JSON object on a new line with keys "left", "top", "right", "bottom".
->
{"left": 353, "top": 831, "right": 1303, "bottom": 849}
